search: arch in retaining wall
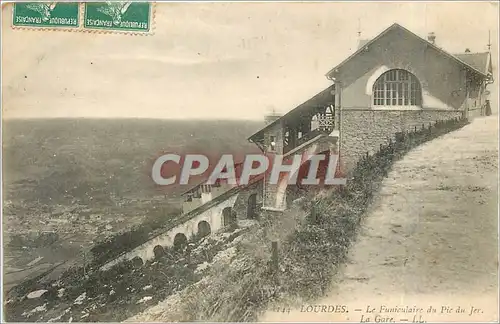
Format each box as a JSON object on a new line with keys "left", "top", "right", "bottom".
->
{"left": 232, "top": 183, "right": 262, "bottom": 221}
{"left": 197, "top": 220, "right": 211, "bottom": 238}
{"left": 153, "top": 245, "right": 165, "bottom": 259}
{"left": 247, "top": 193, "right": 258, "bottom": 219}
{"left": 173, "top": 233, "right": 188, "bottom": 251}
{"left": 131, "top": 256, "right": 144, "bottom": 268}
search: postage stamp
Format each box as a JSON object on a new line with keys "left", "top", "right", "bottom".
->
{"left": 12, "top": 2, "right": 80, "bottom": 29}
{"left": 83, "top": 2, "right": 152, "bottom": 33}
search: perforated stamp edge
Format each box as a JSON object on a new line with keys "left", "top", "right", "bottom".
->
{"left": 9, "top": 2, "right": 156, "bottom": 36}
{"left": 80, "top": 2, "right": 156, "bottom": 36}
{"left": 9, "top": 2, "right": 83, "bottom": 33}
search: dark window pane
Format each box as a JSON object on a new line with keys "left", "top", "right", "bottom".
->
{"left": 404, "top": 71, "right": 409, "bottom": 80}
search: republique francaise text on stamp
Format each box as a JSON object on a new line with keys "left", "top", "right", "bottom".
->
{"left": 11, "top": 2, "right": 153, "bottom": 34}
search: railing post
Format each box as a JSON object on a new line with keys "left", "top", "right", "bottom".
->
{"left": 311, "top": 203, "right": 317, "bottom": 224}
{"left": 271, "top": 241, "right": 279, "bottom": 286}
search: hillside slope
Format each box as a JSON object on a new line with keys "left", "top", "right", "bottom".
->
{"left": 260, "top": 116, "right": 499, "bottom": 322}
{"left": 3, "top": 118, "right": 263, "bottom": 290}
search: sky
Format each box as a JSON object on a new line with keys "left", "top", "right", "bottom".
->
{"left": 2, "top": 1, "right": 499, "bottom": 120}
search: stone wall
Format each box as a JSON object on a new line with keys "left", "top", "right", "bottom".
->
{"left": 233, "top": 181, "right": 263, "bottom": 220}
{"left": 340, "top": 109, "right": 463, "bottom": 173}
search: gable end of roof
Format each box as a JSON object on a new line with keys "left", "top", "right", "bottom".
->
{"left": 325, "top": 23, "right": 487, "bottom": 78}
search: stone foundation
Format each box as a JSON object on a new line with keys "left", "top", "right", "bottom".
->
{"left": 340, "top": 109, "right": 463, "bottom": 173}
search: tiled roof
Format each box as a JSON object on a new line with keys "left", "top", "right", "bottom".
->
{"left": 453, "top": 52, "right": 491, "bottom": 75}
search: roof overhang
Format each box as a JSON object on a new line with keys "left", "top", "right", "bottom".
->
{"left": 248, "top": 84, "right": 335, "bottom": 144}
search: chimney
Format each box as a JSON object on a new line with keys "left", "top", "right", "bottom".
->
{"left": 264, "top": 107, "right": 282, "bottom": 125}
{"left": 264, "top": 113, "right": 282, "bottom": 125}
{"left": 427, "top": 32, "right": 436, "bottom": 45}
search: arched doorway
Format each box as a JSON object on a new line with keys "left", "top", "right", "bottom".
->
{"left": 247, "top": 193, "right": 257, "bottom": 219}
{"left": 197, "top": 221, "right": 211, "bottom": 238}
{"left": 153, "top": 245, "right": 165, "bottom": 259}
{"left": 173, "top": 233, "right": 188, "bottom": 252}
{"left": 222, "top": 207, "right": 234, "bottom": 226}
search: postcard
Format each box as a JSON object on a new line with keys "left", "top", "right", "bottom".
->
{"left": 2, "top": 1, "right": 498, "bottom": 322}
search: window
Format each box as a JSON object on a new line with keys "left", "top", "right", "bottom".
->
{"left": 311, "top": 115, "right": 319, "bottom": 131}
{"left": 373, "top": 69, "right": 422, "bottom": 107}
{"left": 284, "top": 130, "right": 290, "bottom": 146}
{"left": 201, "top": 184, "right": 212, "bottom": 193}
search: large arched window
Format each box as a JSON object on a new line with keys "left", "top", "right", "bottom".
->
{"left": 373, "top": 69, "right": 422, "bottom": 107}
